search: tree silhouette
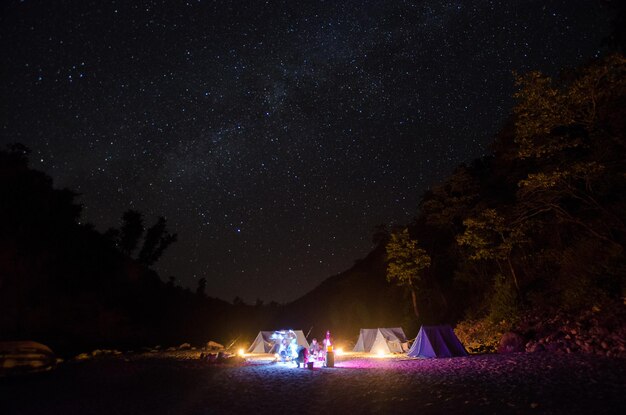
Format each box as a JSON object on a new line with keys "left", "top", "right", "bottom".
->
{"left": 119, "top": 210, "right": 144, "bottom": 256}
{"left": 371, "top": 224, "right": 390, "bottom": 246}
{"left": 137, "top": 217, "right": 178, "bottom": 266}
{"left": 196, "top": 277, "right": 207, "bottom": 297}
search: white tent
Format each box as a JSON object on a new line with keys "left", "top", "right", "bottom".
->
{"left": 247, "top": 330, "right": 309, "bottom": 353}
{"left": 353, "top": 327, "right": 409, "bottom": 353}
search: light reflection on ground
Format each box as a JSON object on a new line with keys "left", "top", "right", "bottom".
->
{"left": 1, "top": 352, "right": 624, "bottom": 414}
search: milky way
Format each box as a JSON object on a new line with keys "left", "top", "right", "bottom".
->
{"left": 0, "top": 0, "right": 614, "bottom": 302}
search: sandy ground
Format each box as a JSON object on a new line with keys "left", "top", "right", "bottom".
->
{"left": 1, "top": 351, "right": 625, "bottom": 414}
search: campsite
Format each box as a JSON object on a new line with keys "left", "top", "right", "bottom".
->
{"left": 1, "top": 344, "right": 625, "bottom": 415}
{"left": 2, "top": 1, "right": 626, "bottom": 414}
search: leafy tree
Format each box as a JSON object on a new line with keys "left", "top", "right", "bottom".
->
{"left": 420, "top": 165, "right": 480, "bottom": 228}
{"left": 385, "top": 228, "right": 431, "bottom": 320}
{"left": 488, "top": 274, "right": 519, "bottom": 323}
{"left": 457, "top": 208, "right": 525, "bottom": 292}
{"left": 513, "top": 55, "right": 626, "bottom": 247}
{"left": 514, "top": 54, "right": 625, "bottom": 160}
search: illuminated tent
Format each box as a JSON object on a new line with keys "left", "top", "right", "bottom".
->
{"left": 407, "top": 325, "right": 468, "bottom": 358}
{"left": 247, "top": 330, "right": 309, "bottom": 353}
{"left": 353, "top": 327, "right": 409, "bottom": 353}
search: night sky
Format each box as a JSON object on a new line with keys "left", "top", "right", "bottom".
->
{"left": 0, "top": 1, "right": 615, "bottom": 303}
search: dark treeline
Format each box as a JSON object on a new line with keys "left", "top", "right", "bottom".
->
{"left": 381, "top": 54, "right": 626, "bottom": 345}
{"left": 0, "top": 145, "right": 275, "bottom": 355}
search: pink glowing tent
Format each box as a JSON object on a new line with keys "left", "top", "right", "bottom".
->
{"left": 407, "top": 325, "right": 468, "bottom": 358}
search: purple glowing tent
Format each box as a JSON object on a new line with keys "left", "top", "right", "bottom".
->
{"left": 407, "top": 325, "right": 468, "bottom": 358}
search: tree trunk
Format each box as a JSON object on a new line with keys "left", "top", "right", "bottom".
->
{"left": 507, "top": 255, "right": 520, "bottom": 292}
{"left": 410, "top": 288, "right": 420, "bottom": 320}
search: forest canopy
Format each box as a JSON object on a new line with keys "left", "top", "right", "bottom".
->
{"left": 386, "top": 54, "right": 625, "bottom": 332}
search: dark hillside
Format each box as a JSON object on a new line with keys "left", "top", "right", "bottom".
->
{"left": 0, "top": 145, "right": 233, "bottom": 355}
{"left": 274, "top": 245, "right": 410, "bottom": 343}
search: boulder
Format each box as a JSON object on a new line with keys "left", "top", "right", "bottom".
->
{"left": 178, "top": 343, "right": 191, "bottom": 350}
{"left": 498, "top": 332, "right": 526, "bottom": 354}
{"left": 206, "top": 341, "right": 224, "bottom": 351}
{"left": 0, "top": 341, "right": 57, "bottom": 375}
{"left": 527, "top": 343, "right": 545, "bottom": 353}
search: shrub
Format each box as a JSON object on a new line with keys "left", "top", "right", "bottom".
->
{"left": 455, "top": 317, "right": 512, "bottom": 354}
{"left": 488, "top": 274, "right": 519, "bottom": 323}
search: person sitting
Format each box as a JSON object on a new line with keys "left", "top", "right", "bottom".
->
{"left": 294, "top": 345, "right": 308, "bottom": 368}
{"left": 278, "top": 338, "right": 290, "bottom": 361}
{"left": 309, "top": 338, "right": 322, "bottom": 360}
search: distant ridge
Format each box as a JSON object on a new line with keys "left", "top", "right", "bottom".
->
{"left": 273, "top": 244, "right": 410, "bottom": 343}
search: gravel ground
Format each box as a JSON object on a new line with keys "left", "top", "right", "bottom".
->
{"left": 1, "top": 352, "right": 625, "bottom": 414}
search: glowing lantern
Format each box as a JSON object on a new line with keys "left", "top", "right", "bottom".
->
{"left": 238, "top": 348, "right": 245, "bottom": 357}
{"left": 376, "top": 350, "right": 386, "bottom": 357}
{"left": 335, "top": 348, "right": 344, "bottom": 356}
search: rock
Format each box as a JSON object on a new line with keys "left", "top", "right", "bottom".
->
{"left": 75, "top": 353, "right": 91, "bottom": 361}
{"left": 206, "top": 341, "right": 224, "bottom": 351}
{"left": 544, "top": 342, "right": 559, "bottom": 353}
{"left": 0, "top": 341, "right": 58, "bottom": 376}
{"left": 178, "top": 343, "right": 191, "bottom": 350}
{"left": 92, "top": 349, "right": 102, "bottom": 357}
{"left": 167, "top": 347, "right": 176, "bottom": 352}
{"left": 498, "top": 332, "right": 525, "bottom": 354}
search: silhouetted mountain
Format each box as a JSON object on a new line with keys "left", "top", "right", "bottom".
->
{"left": 273, "top": 245, "right": 412, "bottom": 343}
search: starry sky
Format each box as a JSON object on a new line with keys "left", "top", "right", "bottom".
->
{"left": 0, "top": 0, "right": 616, "bottom": 303}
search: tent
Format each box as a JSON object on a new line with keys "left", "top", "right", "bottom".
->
{"left": 247, "top": 330, "right": 309, "bottom": 353}
{"left": 353, "top": 327, "right": 409, "bottom": 353}
{"left": 407, "top": 325, "right": 468, "bottom": 358}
